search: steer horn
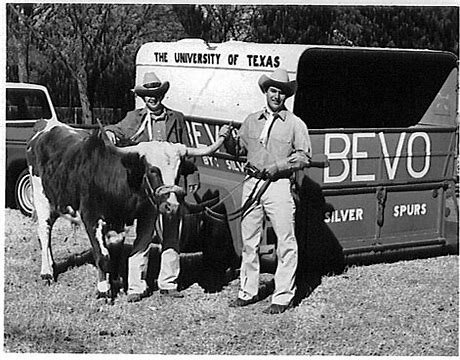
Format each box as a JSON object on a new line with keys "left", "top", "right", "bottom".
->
{"left": 186, "top": 134, "right": 226, "bottom": 157}
{"left": 95, "top": 118, "right": 119, "bottom": 149}
{"left": 107, "top": 124, "right": 228, "bottom": 158}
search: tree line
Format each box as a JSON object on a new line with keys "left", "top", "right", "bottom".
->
{"left": 7, "top": 4, "right": 459, "bottom": 124}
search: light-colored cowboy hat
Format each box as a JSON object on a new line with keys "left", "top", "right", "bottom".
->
{"left": 258, "top": 68, "right": 297, "bottom": 98}
{"left": 133, "top": 72, "right": 170, "bottom": 98}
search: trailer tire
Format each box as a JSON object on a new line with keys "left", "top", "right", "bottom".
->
{"left": 15, "top": 169, "right": 34, "bottom": 217}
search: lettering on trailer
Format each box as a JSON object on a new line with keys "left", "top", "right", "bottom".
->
{"left": 324, "top": 132, "right": 431, "bottom": 184}
{"left": 187, "top": 121, "right": 243, "bottom": 172}
{"left": 393, "top": 203, "right": 427, "bottom": 217}
{"left": 188, "top": 123, "right": 435, "bottom": 183}
{"left": 324, "top": 203, "right": 428, "bottom": 225}
{"left": 202, "top": 155, "right": 219, "bottom": 167}
{"left": 324, "top": 207, "right": 364, "bottom": 223}
{"left": 152, "top": 51, "right": 280, "bottom": 68}
{"left": 226, "top": 160, "right": 245, "bottom": 172}
{"left": 187, "top": 121, "right": 220, "bottom": 151}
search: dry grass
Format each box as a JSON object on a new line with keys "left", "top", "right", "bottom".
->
{"left": 3, "top": 208, "right": 458, "bottom": 355}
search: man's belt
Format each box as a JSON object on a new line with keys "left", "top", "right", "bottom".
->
{"left": 244, "top": 163, "right": 267, "bottom": 180}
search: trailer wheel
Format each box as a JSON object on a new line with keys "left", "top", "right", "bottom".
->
{"left": 14, "top": 169, "right": 34, "bottom": 217}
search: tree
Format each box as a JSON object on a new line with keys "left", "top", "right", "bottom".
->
{"left": 6, "top": 4, "right": 458, "bottom": 118}
{"left": 7, "top": 4, "right": 34, "bottom": 82}
{"left": 8, "top": 4, "right": 185, "bottom": 124}
{"left": 250, "top": 6, "right": 458, "bottom": 52}
{"left": 174, "top": 5, "right": 257, "bottom": 42}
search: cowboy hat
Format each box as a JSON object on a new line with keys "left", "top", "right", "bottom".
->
{"left": 133, "top": 72, "right": 170, "bottom": 98}
{"left": 258, "top": 68, "right": 297, "bottom": 98}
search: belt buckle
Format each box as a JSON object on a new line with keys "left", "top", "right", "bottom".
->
{"left": 244, "top": 163, "right": 258, "bottom": 177}
{"left": 245, "top": 163, "right": 266, "bottom": 179}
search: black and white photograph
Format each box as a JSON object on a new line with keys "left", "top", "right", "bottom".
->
{"left": 3, "top": 1, "right": 459, "bottom": 356}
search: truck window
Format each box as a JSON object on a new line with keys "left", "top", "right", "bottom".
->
{"left": 294, "top": 48, "right": 457, "bottom": 129}
{"left": 6, "top": 88, "right": 52, "bottom": 121}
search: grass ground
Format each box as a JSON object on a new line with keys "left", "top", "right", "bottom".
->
{"left": 3, "top": 208, "right": 458, "bottom": 355}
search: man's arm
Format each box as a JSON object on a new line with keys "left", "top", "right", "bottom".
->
{"left": 105, "top": 110, "right": 140, "bottom": 143}
{"left": 264, "top": 116, "right": 312, "bottom": 179}
{"left": 293, "top": 117, "right": 312, "bottom": 158}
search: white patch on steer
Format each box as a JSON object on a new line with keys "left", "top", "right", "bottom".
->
{"left": 106, "top": 230, "right": 125, "bottom": 246}
{"left": 28, "top": 119, "right": 81, "bottom": 143}
{"left": 134, "top": 142, "right": 187, "bottom": 186}
{"left": 30, "top": 169, "right": 54, "bottom": 277}
{"left": 156, "top": 215, "right": 163, "bottom": 241}
{"left": 96, "top": 219, "right": 109, "bottom": 257}
{"left": 61, "top": 206, "right": 83, "bottom": 226}
{"left": 97, "top": 280, "right": 111, "bottom": 293}
{"left": 167, "top": 192, "right": 179, "bottom": 208}
{"left": 178, "top": 217, "right": 183, "bottom": 241}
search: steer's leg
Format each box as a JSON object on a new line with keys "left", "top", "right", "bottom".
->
{"left": 82, "top": 215, "right": 112, "bottom": 299}
{"left": 30, "top": 172, "right": 56, "bottom": 284}
{"left": 106, "top": 228, "right": 126, "bottom": 296}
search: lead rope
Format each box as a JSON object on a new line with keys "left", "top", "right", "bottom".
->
{"left": 202, "top": 175, "right": 251, "bottom": 216}
{"left": 204, "top": 177, "right": 271, "bottom": 222}
{"left": 231, "top": 178, "right": 271, "bottom": 221}
{"left": 144, "top": 169, "right": 268, "bottom": 223}
{"left": 143, "top": 173, "right": 158, "bottom": 208}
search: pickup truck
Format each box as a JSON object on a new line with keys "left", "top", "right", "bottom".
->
{"left": 5, "top": 82, "right": 59, "bottom": 216}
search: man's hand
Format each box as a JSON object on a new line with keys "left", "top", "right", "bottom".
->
{"left": 106, "top": 130, "right": 117, "bottom": 144}
{"left": 218, "top": 124, "right": 232, "bottom": 139}
{"left": 188, "top": 184, "right": 199, "bottom": 195}
{"left": 288, "top": 152, "right": 311, "bottom": 168}
{"left": 264, "top": 164, "right": 279, "bottom": 179}
{"left": 263, "top": 152, "right": 311, "bottom": 180}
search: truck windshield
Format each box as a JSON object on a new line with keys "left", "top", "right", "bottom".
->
{"left": 6, "top": 88, "right": 52, "bottom": 121}
{"left": 294, "top": 48, "right": 457, "bottom": 129}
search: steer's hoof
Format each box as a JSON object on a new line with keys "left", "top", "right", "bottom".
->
{"left": 96, "top": 290, "right": 110, "bottom": 299}
{"left": 41, "top": 274, "right": 53, "bottom": 285}
{"left": 96, "top": 291, "right": 115, "bottom": 305}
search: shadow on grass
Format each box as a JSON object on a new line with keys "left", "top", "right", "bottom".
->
{"left": 234, "top": 173, "right": 345, "bottom": 308}
{"left": 292, "top": 172, "right": 345, "bottom": 307}
{"left": 53, "top": 189, "right": 240, "bottom": 296}
{"left": 53, "top": 178, "right": 344, "bottom": 305}
{"left": 54, "top": 248, "right": 94, "bottom": 277}
{"left": 258, "top": 173, "right": 346, "bottom": 307}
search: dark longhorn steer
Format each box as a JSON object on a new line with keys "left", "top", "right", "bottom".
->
{"left": 26, "top": 118, "right": 224, "bottom": 299}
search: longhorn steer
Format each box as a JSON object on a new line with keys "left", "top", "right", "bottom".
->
{"left": 26, "top": 118, "right": 224, "bottom": 299}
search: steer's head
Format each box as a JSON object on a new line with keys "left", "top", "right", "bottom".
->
{"left": 117, "top": 139, "right": 226, "bottom": 215}
{"left": 97, "top": 118, "right": 228, "bottom": 215}
{"left": 136, "top": 141, "right": 186, "bottom": 215}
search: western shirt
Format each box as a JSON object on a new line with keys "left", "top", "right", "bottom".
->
{"left": 105, "top": 107, "right": 188, "bottom": 145}
{"left": 239, "top": 107, "right": 312, "bottom": 170}
{"left": 145, "top": 111, "right": 167, "bottom": 141}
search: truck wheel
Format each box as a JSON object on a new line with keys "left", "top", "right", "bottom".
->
{"left": 14, "top": 169, "right": 34, "bottom": 217}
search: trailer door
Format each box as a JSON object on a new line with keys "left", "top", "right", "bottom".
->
{"left": 294, "top": 48, "right": 458, "bottom": 261}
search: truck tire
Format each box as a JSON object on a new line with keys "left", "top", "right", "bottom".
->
{"left": 14, "top": 169, "right": 34, "bottom": 217}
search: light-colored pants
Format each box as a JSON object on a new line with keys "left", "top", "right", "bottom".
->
{"left": 158, "top": 248, "right": 180, "bottom": 290}
{"left": 127, "top": 243, "right": 151, "bottom": 295}
{"left": 128, "top": 243, "right": 180, "bottom": 295}
{"left": 238, "top": 177, "right": 298, "bottom": 306}
{"left": 128, "top": 210, "right": 181, "bottom": 295}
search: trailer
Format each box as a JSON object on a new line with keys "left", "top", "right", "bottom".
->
{"left": 138, "top": 39, "right": 459, "bottom": 264}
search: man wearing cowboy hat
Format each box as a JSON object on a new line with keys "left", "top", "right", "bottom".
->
{"left": 226, "top": 68, "right": 312, "bottom": 314}
{"left": 106, "top": 72, "right": 199, "bottom": 302}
